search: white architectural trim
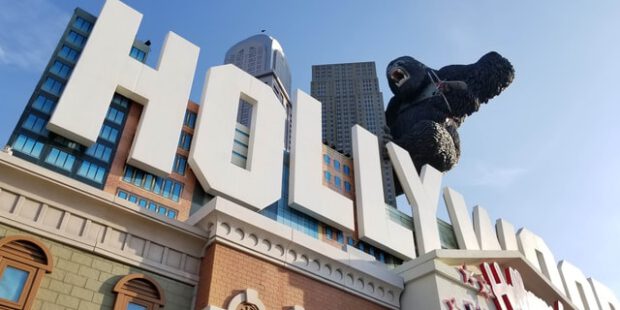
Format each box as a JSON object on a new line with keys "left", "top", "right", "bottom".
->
{"left": 387, "top": 142, "right": 444, "bottom": 255}
{"left": 190, "top": 65, "right": 285, "bottom": 210}
{"left": 189, "top": 196, "right": 403, "bottom": 309}
{"left": 226, "top": 289, "right": 266, "bottom": 310}
{"left": 395, "top": 249, "right": 579, "bottom": 310}
{"left": 0, "top": 153, "right": 206, "bottom": 284}
{"left": 352, "top": 126, "right": 415, "bottom": 259}
{"left": 288, "top": 90, "right": 354, "bottom": 231}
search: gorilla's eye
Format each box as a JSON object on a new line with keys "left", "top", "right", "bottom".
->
{"left": 389, "top": 68, "right": 409, "bottom": 87}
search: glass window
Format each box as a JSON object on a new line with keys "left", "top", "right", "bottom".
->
{"left": 347, "top": 237, "right": 355, "bottom": 246}
{"left": 148, "top": 202, "right": 157, "bottom": 212}
{"left": 178, "top": 132, "right": 192, "bottom": 150}
{"left": 162, "top": 180, "right": 173, "bottom": 198}
{"left": 73, "top": 17, "right": 93, "bottom": 32}
{"left": 22, "top": 114, "right": 48, "bottom": 135}
{"left": 117, "top": 190, "right": 128, "bottom": 200}
{"left": 77, "top": 161, "right": 106, "bottom": 184}
{"left": 112, "top": 95, "right": 129, "bottom": 108}
{"left": 337, "top": 231, "right": 344, "bottom": 244}
{"left": 167, "top": 209, "right": 177, "bottom": 219}
{"left": 157, "top": 207, "right": 167, "bottom": 215}
{"left": 123, "top": 166, "right": 134, "bottom": 182}
{"left": 323, "top": 171, "right": 331, "bottom": 183}
{"left": 143, "top": 174, "right": 154, "bottom": 191}
{"left": 334, "top": 176, "right": 341, "bottom": 188}
{"left": 128, "top": 195, "right": 138, "bottom": 203}
{"left": 0, "top": 266, "right": 29, "bottom": 302}
{"left": 50, "top": 60, "right": 72, "bottom": 79}
{"left": 344, "top": 181, "right": 351, "bottom": 192}
{"left": 106, "top": 107, "right": 125, "bottom": 125}
{"left": 323, "top": 154, "right": 330, "bottom": 165}
{"left": 66, "top": 30, "right": 86, "bottom": 47}
{"left": 122, "top": 165, "right": 184, "bottom": 202}
{"left": 171, "top": 183, "right": 182, "bottom": 202}
{"left": 32, "top": 95, "right": 56, "bottom": 114}
{"left": 343, "top": 165, "right": 350, "bottom": 176}
{"left": 129, "top": 47, "right": 146, "bottom": 62}
{"left": 138, "top": 199, "right": 147, "bottom": 208}
{"left": 45, "top": 148, "right": 75, "bottom": 171}
{"left": 12, "top": 135, "right": 44, "bottom": 158}
{"left": 325, "top": 226, "right": 332, "bottom": 240}
{"left": 184, "top": 110, "right": 197, "bottom": 129}
{"left": 334, "top": 160, "right": 340, "bottom": 171}
{"left": 99, "top": 125, "right": 119, "bottom": 143}
{"left": 173, "top": 155, "right": 187, "bottom": 175}
{"left": 59, "top": 45, "right": 79, "bottom": 62}
{"left": 153, "top": 177, "right": 163, "bottom": 194}
{"left": 85, "top": 143, "right": 112, "bottom": 162}
{"left": 127, "top": 302, "right": 148, "bottom": 310}
{"left": 42, "top": 77, "right": 64, "bottom": 96}
{"left": 133, "top": 170, "right": 144, "bottom": 187}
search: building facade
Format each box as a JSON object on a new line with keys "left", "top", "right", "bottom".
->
{"left": 0, "top": 1, "right": 618, "bottom": 310}
{"left": 224, "top": 34, "right": 293, "bottom": 150}
{"left": 311, "top": 62, "right": 397, "bottom": 207}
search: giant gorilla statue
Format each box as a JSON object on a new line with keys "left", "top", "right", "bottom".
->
{"left": 385, "top": 52, "right": 515, "bottom": 178}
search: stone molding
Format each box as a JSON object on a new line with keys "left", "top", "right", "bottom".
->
{"left": 0, "top": 153, "right": 206, "bottom": 284}
{"left": 190, "top": 197, "right": 403, "bottom": 309}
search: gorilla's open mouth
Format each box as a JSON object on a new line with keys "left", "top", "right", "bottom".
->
{"left": 389, "top": 67, "right": 409, "bottom": 88}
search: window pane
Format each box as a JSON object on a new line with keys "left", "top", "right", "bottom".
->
{"left": 118, "top": 191, "right": 128, "bottom": 199}
{"left": 127, "top": 302, "right": 148, "bottom": 310}
{"left": 0, "top": 266, "right": 29, "bottom": 302}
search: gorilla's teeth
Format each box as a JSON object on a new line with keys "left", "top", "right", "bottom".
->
{"left": 390, "top": 68, "right": 409, "bottom": 87}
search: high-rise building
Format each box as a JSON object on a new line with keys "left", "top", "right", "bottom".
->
{"left": 224, "top": 34, "right": 293, "bottom": 150}
{"left": 311, "top": 62, "right": 397, "bottom": 206}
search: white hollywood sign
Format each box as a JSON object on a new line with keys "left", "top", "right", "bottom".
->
{"left": 46, "top": 0, "right": 619, "bottom": 309}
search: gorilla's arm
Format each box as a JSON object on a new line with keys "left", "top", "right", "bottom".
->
{"left": 385, "top": 96, "right": 401, "bottom": 128}
{"left": 437, "top": 51, "right": 514, "bottom": 104}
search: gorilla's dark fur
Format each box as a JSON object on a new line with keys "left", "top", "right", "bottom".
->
{"left": 385, "top": 52, "right": 514, "bottom": 179}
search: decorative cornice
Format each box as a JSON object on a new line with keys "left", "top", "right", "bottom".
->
{"left": 189, "top": 197, "right": 404, "bottom": 309}
{"left": 0, "top": 153, "right": 206, "bottom": 285}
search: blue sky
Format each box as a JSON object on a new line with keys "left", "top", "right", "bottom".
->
{"left": 1, "top": 0, "right": 619, "bottom": 297}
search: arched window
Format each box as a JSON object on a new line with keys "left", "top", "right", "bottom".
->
{"left": 113, "top": 274, "right": 165, "bottom": 310}
{"left": 0, "top": 235, "right": 53, "bottom": 309}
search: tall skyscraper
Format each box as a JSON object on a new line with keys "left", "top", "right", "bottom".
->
{"left": 311, "top": 62, "right": 397, "bottom": 206}
{"left": 224, "top": 34, "right": 293, "bottom": 150}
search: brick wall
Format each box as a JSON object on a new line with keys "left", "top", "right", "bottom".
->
{"left": 0, "top": 224, "right": 195, "bottom": 310}
{"left": 195, "top": 243, "right": 389, "bottom": 310}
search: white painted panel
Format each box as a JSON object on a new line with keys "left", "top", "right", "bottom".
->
{"left": 352, "top": 126, "right": 415, "bottom": 259}
{"left": 189, "top": 65, "right": 284, "bottom": 210}
{"left": 387, "top": 142, "right": 443, "bottom": 255}
{"left": 288, "top": 91, "right": 354, "bottom": 231}
{"left": 443, "top": 188, "right": 480, "bottom": 250}
{"left": 496, "top": 219, "right": 519, "bottom": 251}
{"left": 473, "top": 206, "right": 501, "bottom": 250}
{"left": 589, "top": 277, "right": 620, "bottom": 310}
{"left": 558, "top": 260, "right": 600, "bottom": 310}
{"left": 47, "top": 0, "right": 199, "bottom": 176}
{"left": 517, "top": 228, "right": 566, "bottom": 296}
